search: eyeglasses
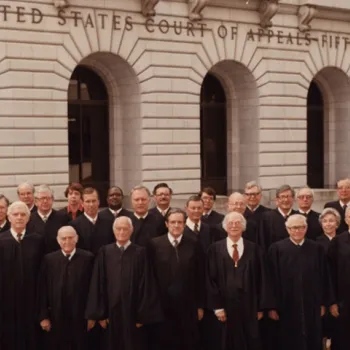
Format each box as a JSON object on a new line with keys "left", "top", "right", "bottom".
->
{"left": 228, "top": 202, "right": 246, "bottom": 207}
{"left": 36, "top": 196, "right": 52, "bottom": 201}
{"left": 278, "top": 195, "right": 293, "bottom": 200}
{"left": 298, "top": 195, "right": 312, "bottom": 200}
{"left": 244, "top": 192, "right": 261, "bottom": 197}
{"left": 287, "top": 225, "right": 306, "bottom": 231}
{"left": 201, "top": 196, "right": 214, "bottom": 201}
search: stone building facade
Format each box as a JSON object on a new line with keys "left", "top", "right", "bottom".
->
{"left": 1, "top": 0, "right": 350, "bottom": 203}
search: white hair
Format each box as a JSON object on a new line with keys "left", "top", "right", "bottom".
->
{"left": 297, "top": 186, "right": 315, "bottom": 198}
{"left": 222, "top": 212, "right": 247, "bottom": 231}
{"left": 17, "top": 182, "right": 34, "bottom": 194}
{"left": 285, "top": 214, "right": 307, "bottom": 229}
{"left": 35, "top": 184, "right": 54, "bottom": 198}
{"left": 113, "top": 216, "right": 133, "bottom": 231}
{"left": 245, "top": 181, "right": 262, "bottom": 192}
{"left": 8, "top": 201, "right": 30, "bottom": 216}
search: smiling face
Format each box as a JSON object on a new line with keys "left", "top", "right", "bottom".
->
{"left": 286, "top": 215, "right": 307, "bottom": 244}
{"left": 18, "top": 184, "right": 35, "bottom": 208}
{"left": 107, "top": 187, "right": 123, "bottom": 210}
{"left": 57, "top": 226, "right": 78, "bottom": 254}
{"left": 186, "top": 200, "right": 204, "bottom": 223}
{"left": 224, "top": 212, "right": 245, "bottom": 241}
{"left": 244, "top": 186, "right": 262, "bottom": 210}
{"left": 113, "top": 217, "right": 133, "bottom": 245}
{"left": 321, "top": 213, "right": 338, "bottom": 236}
{"left": 276, "top": 189, "right": 294, "bottom": 212}
{"left": 83, "top": 191, "right": 100, "bottom": 218}
{"left": 337, "top": 179, "right": 350, "bottom": 203}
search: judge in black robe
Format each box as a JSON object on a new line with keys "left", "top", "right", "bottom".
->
{"left": 17, "top": 182, "right": 37, "bottom": 214}
{"left": 148, "top": 208, "right": 205, "bottom": 350}
{"left": 0, "top": 194, "right": 10, "bottom": 234}
{"left": 86, "top": 216, "right": 162, "bottom": 350}
{"left": 38, "top": 226, "right": 94, "bottom": 350}
{"left": 268, "top": 214, "right": 332, "bottom": 350}
{"left": 0, "top": 219, "right": 10, "bottom": 233}
{"left": 244, "top": 205, "right": 270, "bottom": 225}
{"left": 0, "top": 201, "right": 45, "bottom": 350}
{"left": 207, "top": 211, "right": 271, "bottom": 350}
{"left": 324, "top": 201, "right": 347, "bottom": 234}
{"left": 199, "top": 187, "right": 224, "bottom": 227}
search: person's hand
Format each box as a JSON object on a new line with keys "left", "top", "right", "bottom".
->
{"left": 136, "top": 323, "right": 143, "bottom": 328}
{"left": 198, "top": 308, "right": 204, "bottom": 321}
{"left": 330, "top": 304, "right": 339, "bottom": 318}
{"left": 257, "top": 312, "right": 263, "bottom": 320}
{"left": 320, "top": 306, "right": 326, "bottom": 317}
{"left": 40, "top": 319, "right": 51, "bottom": 332}
{"left": 99, "top": 319, "right": 109, "bottom": 329}
{"left": 87, "top": 320, "right": 96, "bottom": 331}
{"left": 268, "top": 310, "right": 279, "bottom": 321}
{"left": 216, "top": 310, "right": 227, "bottom": 322}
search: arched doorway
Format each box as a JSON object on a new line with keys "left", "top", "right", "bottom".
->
{"left": 307, "top": 81, "right": 324, "bottom": 188}
{"left": 68, "top": 66, "right": 109, "bottom": 203}
{"left": 200, "top": 73, "right": 227, "bottom": 195}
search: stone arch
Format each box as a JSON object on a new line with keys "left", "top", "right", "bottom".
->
{"left": 310, "top": 67, "right": 350, "bottom": 187}
{"left": 68, "top": 52, "right": 141, "bottom": 192}
{"left": 203, "top": 60, "right": 259, "bottom": 192}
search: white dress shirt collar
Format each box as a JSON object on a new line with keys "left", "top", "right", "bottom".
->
{"left": 247, "top": 205, "right": 260, "bottom": 212}
{"left": 168, "top": 233, "right": 183, "bottom": 245}
{"left": 0, "top": 220, "right": 7, "bottom": 230}
{"left": 298, "top": 209, "right": 311, "bottom": 215}
{"left": 186, "top": 218, "right": 201, "bottom": 231}
{"left": 116, "top": 240, "right": 131, "bottom": 250}
{"left": 84, "top": 212, "right": 98, "bottom": 223}
{"left": 134, "top": 212, "right": 148, "bottom": 220}
{"left": 109, "top": 207, "right": 123, "bottom": 216}
{"left": 62, "top": 248, "right": 76, "bottom": 260}
{"left": 290, "top": 238, "right": 305, "bottom": 246}
{"left": 278, "top": 207, "right": 293, "bottom": 218}
{"left": 38, "top": 210, "right": 52, "bottom": 221}
{"left": 10, "top": 228, "right": 26, "bottom": 241}
{"left": 203, "top": 209, "right": 212, "bottom": 216}
{"left": 157, "top": 207, "right": 170, "bottom": 215}
{"left": 339, "top": 201, "right": 350, "bottom": 208}
{"left": 325, "top": 233, "right": 335, "bottom": 241}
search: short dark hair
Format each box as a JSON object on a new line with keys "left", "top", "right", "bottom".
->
{"left": 165, "top": 208, "right": 186, "bottom": 222}
{"left": 153, "top": 183, "right": 173, "bottom": 195}
{"left": 198, "top": 187, "right": 217, "bottom": 200}
{"left": 82, "top": 187, "right": 99, "bottom": 200}
{"left": 64, "top": 183, "right": 83, "bottom": 198}
{"left": 276, "top": 185, "right": 295, "bottom": 198}
{"left": 108, "top": 186, "right": 124, "bottom": 198}
{"left": 186, "top": 195, "right": 203, "bottom": 207}
{"left": 0, "top": 194, "right": 10, "bottom": 207}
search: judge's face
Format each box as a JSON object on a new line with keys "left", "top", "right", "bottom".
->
{"left": 201, "top": 192, "right": 215, "bottom": 211}
{"left": 225, "top": 217, "right": 244, "bottom": 241}
{"left": 297, "top": 189, "right": 313, "bottom": 211}
{"left": 0, "top": 198, "right": 8, "bottom": 223}
{"left": 345, "top": 210, "right": 350, "bottom": 228}
{"left": 166, "top": 213, "right": 185, "bottom": 238}
{"left": 83, "top": 192, "right": 100, "bottom": 217}
{"left": 321, "top": 214, "right": 338, "bottom": 236}
{"left": 154, "top": 187, "right": 172, "bottom": 209}
{"left": 114, "top": 218, "right": 133, "bottom": 245}
{"left": 67, "top": 190, "right": 82, "bottom": 206}
{"left": 287, "top": 218, "right": 307, "bottom": 243}
{"left": 18, "top": 185, "right": 34, "bottom": 208}
{"left": 276, "top": 190, "right": 294, "bottom": 211}
{"left": 337, "top": 180, "right": 350, "bottom": 203}
{"left": 131, "top": 189, "right": 150, "bottom": 216}
{"left": 244, "top": 186, "right": 262, "bottom": 209}
{"left": 107, "top": 187, "right": 123, "bottom": 210}
{"left": 8, "top": 207, "right": 30, "bottom": 232}
{"left": 227, "top": 196, "right": 246, "bottom": 215}
{"left": 36, "top": 191, "right": 54, "bottom": 214}
{"left": 186, "top": 200, "right": 204, "bottom": 223}
{"left": 57, "top": 228, "right": 78, "bottom": 254}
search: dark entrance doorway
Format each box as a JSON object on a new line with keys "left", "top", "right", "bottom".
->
{"left": 200, "top": 73, "right": 227, "bottom": 195}
{"left": 307, "top": 81, "right": 324, "bottom": 188}
{"left": 68, "top": 66, "right": 109, "bottom": 204}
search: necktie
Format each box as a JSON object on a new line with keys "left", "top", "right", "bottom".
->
{"left": 343, "top": 205, "right": 348, "bottom": 213}
{"left": 203, "top": 214, "right": 209, "bottom": 220}
{"left": 66, "top": 254, "right": 71, "bottom": 260}
{"left": 17, "top": 233, "right": 22, "bottom": 242}
{"left": 119, "top": 246, "right": 125, "bottom": 253}
{"left": 194, "top": 223, "right": 199, "bottom": 234}
{"left": 173, "top": 239, "right": 179, "bottom": 262}
{"left": 232, "top": 244, "right": 239, "bottom": 267}
{"left": 92, "top": 219, "right": 97, "bottom": 225}
{"left": 42, "top": 216, "right": 48, "bottom": 223}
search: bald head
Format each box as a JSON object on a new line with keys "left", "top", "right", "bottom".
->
{"left": 57, "top": 226, "right": 78, "bottom": 254}
{"left": 227, "top": 192, "right": 247, "bottom": 214}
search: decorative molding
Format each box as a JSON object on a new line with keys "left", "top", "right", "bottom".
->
{"left": 298, "top": 5, "right": 318, "bottom": 32}
{"left": 53, "top": 0, "right": 69, "bottom": 9}
{"left": 259, "top": 0, "right": 279, "bottom": 28}
{"left": 141, "top": 0, "right": 160, "bottom": 17}
{"left": 188, "top": 0, "right": 209, "bottom": 21}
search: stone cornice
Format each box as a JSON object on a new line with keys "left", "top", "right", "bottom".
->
{"left": 298, "top": 5, "right": 318, "bottom": 32}
{"left": 188, "top": 0, "right": 209, "bottom": 21}
{"left": 259, "top": 0, "right": 279, "bottom": 28}
{"left": 141, "top": 0, "right": 160, "bottom": 17}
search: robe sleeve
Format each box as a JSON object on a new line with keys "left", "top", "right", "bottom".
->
{"left": 267, "top": 243, "right": 280, "bottom": 311}
{"left": 206, "top": 244, "right": 224, "bottom": 310}
{"left": 327, "top": 239, "right": 339, "bottom": 305}
{"left": 318, "top": 244, "right": 335, "bottom": 307}
{"left": 37, "top": 256, "right": 50, "bottom": 322}
{"left": 258, "top": 213, "right": 270, "bottom": 252}
{"left": 195, "top": 242, "right": 206, "bottom": 309}
{"left": 85, "top": 247, "right": 107, "bottom": 320}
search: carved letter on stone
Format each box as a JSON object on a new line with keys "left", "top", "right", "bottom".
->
{"left": 298, "top": 5, "right": 317, "bottom": 32}
{"left": 141, "top": 0, "right": 160, "bottom": 17}
{"left": 259, "top": 0, "right": 279, "bottom": 28}
{"left": 53, "top": 0, "right": 69, "bottom": 9}
{"left": 188, "top": 0, "right": 208, "bottom": 21}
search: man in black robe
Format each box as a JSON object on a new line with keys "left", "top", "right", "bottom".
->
{"left": 86, "top": 216, "right": 162, "bottom": 350}
{"left": 297, "top": 187, "right": 322, "bottom": 240}
{"left": 130, "top": 185, "right": 164, "bottom": 247}
{"left": 70, "top": 187, "right": 115, "bottom": 255}
{"left": 0, "top": 201, "right": 44, "bottom": 350}
{"left": 27, "top": 185, "right": 69, "bottom": 253}
{"left": 58, "top": 183, "right": 84, "bottom": 221}
{"left": 148, "top": 208, "right": 205, "bottom": 350}
{"left": 324, "top": 178, "right": 350, "bottom": 234}
{"left": 268, "top": 214, "right": 331, "bottom": 350}
{"left": 199, "top": 187, "right": 224, "bottom": 227}
{"left": 99, "top": 186, "right": 132, "bottom": 222}
{"left": 38, "top": 226, "right": 94, "bottom": 350}
{"left": 0, "top": 194, "right": 10, "bottom": 233}
{"left": 243, "top": 181, "right": 270, "bottom": 225}
{"left": 207, "top": 211, "right": 271, "bottom": 350}
{"left": 328, "top": 206, "right": 350, "bottom": 350}
{"left": 17, "top": 182, "right": 37, "bottom": 213}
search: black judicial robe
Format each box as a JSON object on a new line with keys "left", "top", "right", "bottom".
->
{"left": 299, "top": 210, "right": 323, "bottom": 240}
{"left": 27, "top": 210, "right": 69, "bottom": 253}
{"left": 0, "top": 230, "right": 44, "bottom": 350}
{"left": 324, "top": 201, "right": 347, "bottom": 234}
{"left": 328, "top": 232, "right": 350, "bottom": 349}
{"left": 316, "top": 234, "right": 332, "bottom": 253}
{"left": 148, "top": 234, "right": 205, "bottom": 350}
{"left": 70, "top": 214, "right": 115, "bottom": 255}
{"left": 258, "top": 209, "right": 298, "bottom": 252}
{"left": 30, "top": 205, "right": 38, "bottom": 214}
{"left": 184, "top": 222, "right": 213, "bottom": 252}
{"left": 207, "top": 239, "right": 272, "bottom": 350}
{"left": 0, "top": 220, "right": 10, "bottom": 233}
{"left": 244, "top": 205, "right": 271, "bottom": 225}
{"left": 130, "top": 212, "right": 164, "bottom": 247}
{"left": 268, "top": 238, "right": 331, "bottom": 350}
{"left": 99, "top": 207, "right": 133, "bottom": 222}
{"left": 86, "top": 243, "right": 162, "bottom": 350}
{"left": 58, "top": 206, "right": 84, "bottom": 221}
{"left": 202, "top": 210, "right": 224, "bottom": 227}
{"left": 38, "top": 249, "right": 94, "bottom": 350}
{"left": 149, "top": 207, "right": 169, "bottom": 236}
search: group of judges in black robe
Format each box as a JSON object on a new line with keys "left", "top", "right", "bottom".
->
{"left": 1, "top": 179, "right": 350, "bottom": 350}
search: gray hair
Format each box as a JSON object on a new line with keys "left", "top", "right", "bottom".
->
{"left": 7, "top": 201, "right": 30, "bottom": 216}
{"left": 113, "top": 216, "right": 133, "bottom": 231}
{"left": 319, "top": 208, "right": 341, "bottom": 228}
{"left": 35, "top": 184, "right": 54, "bottom": 199}
{"left": 130, "top": 185, "right": 151, "bottom": 197}
{"left": 245, "top": 181, "right": 262, "bottom": 192}
{"left": 276, "top": 184, "right": 295, "bottom": 198}
{"left": 285, "top": 214, "right": 307, "bottom": 229}
{"left": 57, "top": 226, "right": 78, "bottom": 237}
{"left": 0, "top": 194, "right": 10, "bottom": 207}
{"left": 222, "top": 212, "right": 247, "bottom": 232}
{"left": 165, "top": 208, "right": 186, "bottom": 222}
{"left": 17, "top": 182, "right": 34, "bottom": 194}
{"left": 228, "top": 192, "right": 246, "bottom": 202}
{"left": 297, "top": 186, "right": 315, "bottom": 198}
